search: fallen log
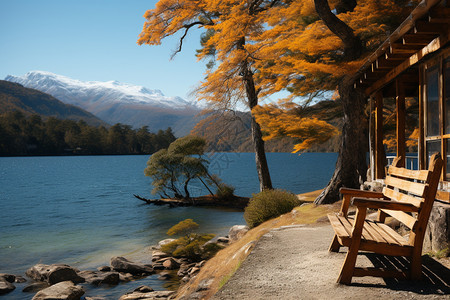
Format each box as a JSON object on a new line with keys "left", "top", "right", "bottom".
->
{"left": 133, "top": 194, "right": 249, "bottom": 209}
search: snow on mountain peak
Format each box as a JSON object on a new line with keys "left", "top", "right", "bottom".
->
{"left": 5, "top": 71, "right": 191, "bottom": 109}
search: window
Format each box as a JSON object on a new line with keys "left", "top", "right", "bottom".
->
{"left": 424, "top": 55, "right": 450, "bottom": 180}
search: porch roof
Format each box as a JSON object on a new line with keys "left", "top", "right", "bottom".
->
{"left": 352, "top": 0, "right": 450, "bottom": 97}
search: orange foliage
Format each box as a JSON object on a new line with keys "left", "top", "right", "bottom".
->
{"left": 253, "top": 103, "right": 339, "bottom": 153}
{"left": 138, "top": 0, "right": 419, "bottom": 151}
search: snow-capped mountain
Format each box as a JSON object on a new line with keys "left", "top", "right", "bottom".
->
{"left": 5, "top": 71, "right": 201, "bottom": 136}
{"left": 5, "top": 71, "right": 194, "bottom": 109}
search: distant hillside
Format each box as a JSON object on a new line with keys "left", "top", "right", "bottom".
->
{"left": 0, "top": 80, "right": 106, "bottom": 127}
{"left": 192, "top": 111, "right": 297, "bottom": 153}
{"left": 192, "top": 100, "right": 344, "bottom": 153}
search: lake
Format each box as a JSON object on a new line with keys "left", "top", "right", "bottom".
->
{"left": 0, "top": 152, "right": 337, "bottom": 299}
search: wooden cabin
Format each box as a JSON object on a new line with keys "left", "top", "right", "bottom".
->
{"left": 353, "top": 0, "right": 450, "bottom": 204}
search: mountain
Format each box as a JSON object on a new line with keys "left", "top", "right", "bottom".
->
{"left": 5, "top": 71, "right": 201, "bottom": 136}
{"left": 0, "top": 80, "right": 106, "bottom": 126}
{"left": 192, "top": 100, "right": 344, "bottom": 153}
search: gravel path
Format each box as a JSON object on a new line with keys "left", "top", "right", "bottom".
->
{"left": 213, "top": 224, "right": 450, "bottom": 300}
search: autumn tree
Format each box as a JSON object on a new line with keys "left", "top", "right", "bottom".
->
{"left": 249, "top": 0, "right": 419, "bottom": 204}
{"left": 138, "top": 0, "right": 282, "bottom": 191}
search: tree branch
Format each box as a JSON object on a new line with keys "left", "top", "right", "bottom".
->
{"left": 313, "top": 0, "right": 362, "bottom": 60}
{"left": 171, "top": 21, "right": 212, "bottom": 59}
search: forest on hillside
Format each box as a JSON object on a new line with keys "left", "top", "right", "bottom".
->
{"left": 0, "top": 111, "right": 176, "bottom": 156}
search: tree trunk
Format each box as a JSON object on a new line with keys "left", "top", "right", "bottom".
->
{"left": 239, "top": 39, "right": 273, "bottom": 192}
{"left": 313, "top": 0, "right": 367, "bottom": 204}
{"left": 314, "top": 77, "right": 368, "bottom": 204}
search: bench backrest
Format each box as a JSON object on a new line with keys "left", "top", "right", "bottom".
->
{"left": 382, "top": 153, "right": 443, "bottom": 246}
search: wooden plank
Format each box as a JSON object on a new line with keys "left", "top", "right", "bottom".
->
{"left": 377, "top": 222, "right": 410, "bottom": 246}
{"left": 414, "top": 21, "right": 447, "bottom": 35}
{"left": 359, "top": 239, "right": 413, "bottom": 256}
{"left": 383, "top": 187, "right": 423, "bottom": 208}
{"left": 402, "top": 33, "right": 437, "bottom": 45}
{"left": 353, "top": 197, "right": 419, "bottom": 212}
{"left": 387, "top": 165, "right": 430, "bottom": 181}
{"left": 428, "top": 8, "right": 450, "bottom": 23}
{"left": 365, "top": 32, "right": 449, "bottom": 96}
{"left": 364, "top": 220, "right": 389, "bottom": 244}
{"left": 390, "top": 43, "right": 426, "bottom": 54}
{"left": 353, "top": 267, "right": 408, "bottom": 279}
{"left": 381, "top": 209, "right": 417, "bottom": 230}
{"left": 340, "top": 216, "right": 372, "bottom": 241}
{"left": 328, "top": 214, "right": 350, "bottom": 238}
{"left": 384, "top": 175, "right": 427, "bottom": 196}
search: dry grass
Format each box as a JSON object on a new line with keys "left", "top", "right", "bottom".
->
{"left": 175, "top": 189, "right": 339, "bottom": 299}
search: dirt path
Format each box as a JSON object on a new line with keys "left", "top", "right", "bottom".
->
{"left": 212, "top": 224, "right": 450, "bottom": 300}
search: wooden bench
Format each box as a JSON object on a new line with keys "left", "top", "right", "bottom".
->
{"left": 327, "top": 153, "right": 443, "bottom": 284}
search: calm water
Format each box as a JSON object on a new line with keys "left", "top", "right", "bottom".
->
{"left": 0, "top": 152, "right": 337, "bottom": 299}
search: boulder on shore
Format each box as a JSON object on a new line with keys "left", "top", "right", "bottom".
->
{"left": 0, "top": 278, "right": 15, "bottom": 295}
{"left": 110, "top": 257, "right": 153, "bottom": 275}
{"left": 77, "top": 270, "right": 120, "bottom": 286}
{"left": 32, "top": 281, "right": 84, "bottom": 300}
{"left": 228, "top": 225, "right": 249, "bottom": 243}
{"left": 26, "top": 264, "right": 84, "bottom": 285}
{"left": 118, "top": 290, "right": 175, "bottom": 300}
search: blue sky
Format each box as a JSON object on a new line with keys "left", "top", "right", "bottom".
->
{"left": 0, "top": 0, "right": 206, "bottom": 99}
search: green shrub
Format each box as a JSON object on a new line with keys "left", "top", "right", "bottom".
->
{"left": 160, "top": 219, "right": 221, "bottom": 260}
{"left": 216, "top": 183, "right": 235, "bottom": 201}
{"left": 244, "top": 189, "right": 300, "bottom": 228}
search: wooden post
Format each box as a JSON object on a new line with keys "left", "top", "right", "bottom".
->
{"left": 375, "top": 91, "right": 385, "bottom": 179}
{"left": 419, "top": 66, "right": 426, "bottom": 169}
{"left": 369, "top": 96, "right": 376, "bottom": 180}
{"left": 396, "top": 79, "right": 406, "bottom": 167}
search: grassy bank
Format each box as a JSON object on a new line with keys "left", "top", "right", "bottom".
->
{"left": 175, "top": 189, "right": 339, "bottom": 299}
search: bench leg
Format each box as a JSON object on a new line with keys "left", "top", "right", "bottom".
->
{"left": 337, "top": 243, "right": 359, "bottom": 284}
{"left": 410, "top": 252, "right": 422, "bottom": 281}
{"left": 328, "top": 235, "right": 341, "bottom": 252}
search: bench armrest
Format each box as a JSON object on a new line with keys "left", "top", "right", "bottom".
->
{"left": 352, "top": 197, "right": 419, "bottom": 212}
{"left": 339, "top": 187, "right": 385, "bottom": 198}
{"left": 338, "top": 188, "right": 386, "bottom": 217}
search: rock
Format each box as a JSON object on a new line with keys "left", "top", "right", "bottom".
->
{"left": 162, "top": 257, "right": 180, "bottom": 270}
{"left": 152, "top": 250, "right": 170, "bottom": 261}
{"left": 189, "top": 267, "right": 200, "bottom": 275}
{"left": 26, "top": 264, "right": 85, "bottom": 285}
{"left": 118, "top": 273, "right": 134, "bottom": 282}
{"left": 77, "top": 270, "right": 119, "bottom": 286}
{"left": 134, "top": 285, "right": 154, "bottom": 293}
{"left": 15, "top": 275, "right": 27, "bottom": 283}
{"left": 217, "top": 236, "right": 230, "bottom": 244}
{"left": 195, "top": 260, "right": 206, "bottom": 268}
{"left": 85, "top": 297, "right": 108, "bottom": 300}
{"left": 119, "top": 290, "right": 175, "bottom": 300}
{"left": 196, "top": 278, "right": 213, "bottom": 292}
{"left": 177, "top": 264, "right": 190, "bottom": 277}
{"left": 0, "top": 273, "right": 15, "bottom": 283}
{"left": 32, "top": 281, "right": 84, "bottom": 300}
{"left": 97, "top": 266, "right": 111, "bottom": 272}
{"left": 228, "top": 225, "right": 249, "bottom": 243}
{"left": 0, "top": 278, "right": 15, "bottom": 295}
{"left": 110, "top": 257, "right": 154, "bottom": 275}
{"left": 23, "top": 282, "right": 50, "bottom": 293}
{"left": 424, "top": 201, "right": 450, "bottom": 253}
{"left": 158, "top": 271, "right": 171, "bottom": 280}
{"left": 152, "top": 262, "right": 165, "bottom": 270}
